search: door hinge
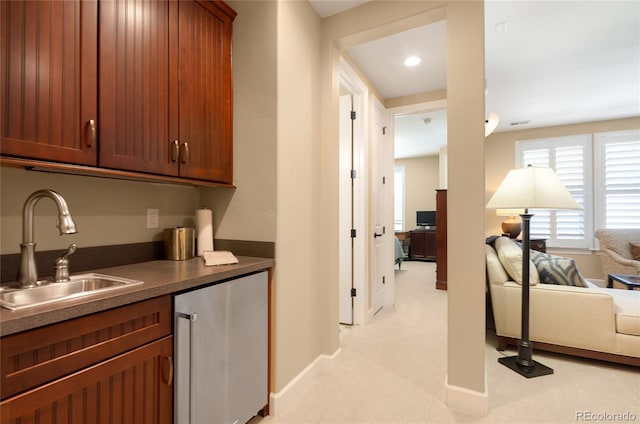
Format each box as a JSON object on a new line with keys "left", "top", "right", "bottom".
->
{"left": 351, "top": 288, "right": 357, "bottom": 297}
{"left": 350, "top": 169, "right": 357, "bottom": 179}
{"left": 350, "top": 229, "right": 357, "bottom": 238}
{"left": 350, "top": 111, "right": 356, "bottom": 120}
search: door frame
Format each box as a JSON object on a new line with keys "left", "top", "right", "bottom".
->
{"left": 339, "top": 58, "right": 368, "bottom": 326}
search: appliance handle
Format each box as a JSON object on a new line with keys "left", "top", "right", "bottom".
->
{"left": 177, "top": 312, "right": 197, "bottom": 424}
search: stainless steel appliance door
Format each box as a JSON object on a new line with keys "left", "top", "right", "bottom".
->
{"left": 174, "top": 271, "right": 268, "bottom": 424}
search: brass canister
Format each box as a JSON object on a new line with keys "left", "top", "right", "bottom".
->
{"left": 163, "top": 227, "right": 195, "bottom": 260}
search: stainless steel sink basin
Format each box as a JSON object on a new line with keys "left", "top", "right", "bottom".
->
{"left": 0, "top": 273, "right": 143, "bottom": 310}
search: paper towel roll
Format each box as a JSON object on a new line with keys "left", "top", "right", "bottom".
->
{"left": 196, "top": 207, "right": 214, "bottom": 256}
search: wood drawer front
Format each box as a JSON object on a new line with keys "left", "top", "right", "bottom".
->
{"left": 0, "top": 336, "right": 173, "bottom": 424}
{"left": 1, "top": 295, "right": 171, "bottom": 400}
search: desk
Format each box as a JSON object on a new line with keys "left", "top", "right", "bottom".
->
{"left": 607, "top": 274, "right": 640, "bottom": 290}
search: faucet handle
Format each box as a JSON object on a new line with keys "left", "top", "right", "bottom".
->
{"left": 58, "top": 243, "right": 77, "bottom": 261}
{"left": 55, "top": 244, "right": 77, "bottom": 283}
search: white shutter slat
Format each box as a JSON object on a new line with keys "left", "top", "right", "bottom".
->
{"left": 603, "top": 139, "right": 640, "bottom": 229}
{"left": 517, "top": 135, "right": 590, "bottom": 248}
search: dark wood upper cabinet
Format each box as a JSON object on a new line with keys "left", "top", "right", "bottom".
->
{"left": 2, "top": 0, "right": 235, "bottom": 185}
{"left": 99, "top": 0, "right": 236, "bottom": 183}
{"left": 98, "top": 0, "right": 176, "bottom": 176}
{"left": 0, "top": 1, "right": 98, "bottom": 165}
{"left": 175, "top": 0, "right": 235, "bottom": 182}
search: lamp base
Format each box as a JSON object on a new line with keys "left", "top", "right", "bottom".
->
{"left": 498, "top": 356, "right": 554, "bottom": 378}
{"left": 501, "top": 221, "right": 522, "bottom": 239}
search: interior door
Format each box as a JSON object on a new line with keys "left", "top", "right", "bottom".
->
{"left": 372, "top": 99, "right": 394, "bottom": 312}
{"left": 339, "top": 94, "right": 354, "bottom": 325}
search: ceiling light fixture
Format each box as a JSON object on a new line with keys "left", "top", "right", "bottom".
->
{"left": 404, "top": 56, "right": 421, "bottom": 67}
{"left": 495, "top": 21, "right": 508, "bottom": 32}
{"left": 485, "top": 112, "right": 500, "bottom": 137}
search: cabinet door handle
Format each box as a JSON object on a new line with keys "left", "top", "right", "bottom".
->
{"left": 374, "top": 233, "right": 383, "bottom": 238}
{"left": 180, "top": 142, "right": 189, "bottom": 164}
{"left": 171, "top": 140, "right": 179, "bottom": 162}
{"left": 87, "top": 119, "right": 96, "bottom": 147}
{"left": 163, "top": 356, "right": 174, "bottom": 386}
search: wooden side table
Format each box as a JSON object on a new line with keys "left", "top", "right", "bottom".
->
{"left": 514, "top": 238, "right": 546, "bottom": 253}
{"left": 607, "top": 274, "right": 640, "bottom": 290}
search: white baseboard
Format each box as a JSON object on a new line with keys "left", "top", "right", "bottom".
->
{"left": 444, "top": 376, "right": 489, "bottom": 416}
{"left": 269, "top": 348, "right": 342, "bottom": 416}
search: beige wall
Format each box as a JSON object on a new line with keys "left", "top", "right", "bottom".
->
{"left": 395, "top": 155, "right": 439, "bottom": 231}
{"left": 485, "top": 116, "right": 640, "bottom": 280}
{"left": 203, "top": 0, "right": 277, "bottom": 243}
{"left": 0, "top": 166, "right": 199, "bottom": 255}
{"left": 445, "top": 0, "right": 486, "bottom": 399}
{"left": 274, "top": 0, "right": 325, "bottom": 392}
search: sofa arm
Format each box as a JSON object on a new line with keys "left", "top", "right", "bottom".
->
{"left": 602, "top": 248, "right": 640, "bottom": 269}
{"left": 489, "top": 283, "right": 617, "bottom": 352}
{"left": 600, "top": 249, "right": 640, "bottom": 279}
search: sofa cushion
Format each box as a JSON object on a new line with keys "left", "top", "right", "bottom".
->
{"left": 630, "top": 242, "right": 640, "bottom": 261}
{"left": 608, "top": 290, "right": 640, "bottom": 337}
{"left": 589, "top": 287, "right": 640, "bottom": 336}
{"left": 494, "top": 237, "right": 539, "bottom": 285}
{"left": 617, "top": 314, "right": 640, "bottom": 337}
{"left": 530, "top": 250, "right": 588, "bottom": 287}
{"left": 485, "top": 244, "right": 509, "bottom": 285}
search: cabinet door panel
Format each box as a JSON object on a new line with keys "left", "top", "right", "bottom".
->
{"left": 0, "top": 1, "right": 97, "bottom": 165}
{"left": 0, "top": 336, "right": 173, "bottom": 424}
{"left": 177, "top": 0, "right": 234, "bottom": 182}
{"left": 99, "top": 0, "right": 178, "bottom": 175}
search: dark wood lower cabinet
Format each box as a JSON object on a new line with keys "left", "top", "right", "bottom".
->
{"left": 0, "top": 296, "right": 173, "bottom": 424}
{"left": 0, "top": 336, "right": 173, "bottom": 424}
{"left": 436, "top": 189, "right": 447, "bottom": 290}
{"left": 409, "top": 230, "right": 437, "bottom": 261}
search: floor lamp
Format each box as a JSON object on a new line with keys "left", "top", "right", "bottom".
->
{"left": 487, "top": 166, "right": 580, "bottom": 378}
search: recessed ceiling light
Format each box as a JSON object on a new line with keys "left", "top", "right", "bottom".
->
{"left": 404, "top": 56, "right": 421, "bottom": 67}
{"left": 495, "top": 21, "right": 508, "bottom": 32}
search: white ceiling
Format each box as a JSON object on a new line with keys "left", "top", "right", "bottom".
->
{"left": 310, "top": 0, "right": 640, "bottom": 159}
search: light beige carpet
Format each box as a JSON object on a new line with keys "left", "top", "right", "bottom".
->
{"left": 259, "top": 261, "right": 639, "bottom": 424}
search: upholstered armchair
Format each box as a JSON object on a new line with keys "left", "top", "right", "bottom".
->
{"left": 595, "top": 229, "right": 640, "bottom": 281}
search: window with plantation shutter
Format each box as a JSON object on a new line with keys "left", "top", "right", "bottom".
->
{"left": 594, "top": 130, "right": 640, "bottom": 230}
{"left": 516, "top": 135, "right": 592, "bottom": 249}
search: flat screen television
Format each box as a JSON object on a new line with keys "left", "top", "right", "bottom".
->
{"left": 416, "top": 210, "right": 436, "bottom": 227}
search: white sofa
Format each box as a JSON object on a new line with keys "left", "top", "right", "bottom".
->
{"left": 486, "top": 239, "right": 640, "bottom": 366}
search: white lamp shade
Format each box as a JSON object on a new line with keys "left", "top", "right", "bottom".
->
{"left": 496, "top": 208, "right": 525, "bottom": 217}
{"left": 487, "top": 166, "right": 581, "bottom": 210}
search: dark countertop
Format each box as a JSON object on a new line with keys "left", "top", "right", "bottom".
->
{"left": 0, "top": 256, "right": 274, "bottom": 337}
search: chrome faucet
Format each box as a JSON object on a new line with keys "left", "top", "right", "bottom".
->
{"left": 18, "top": 190, "right": 78, "bottom": 288}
